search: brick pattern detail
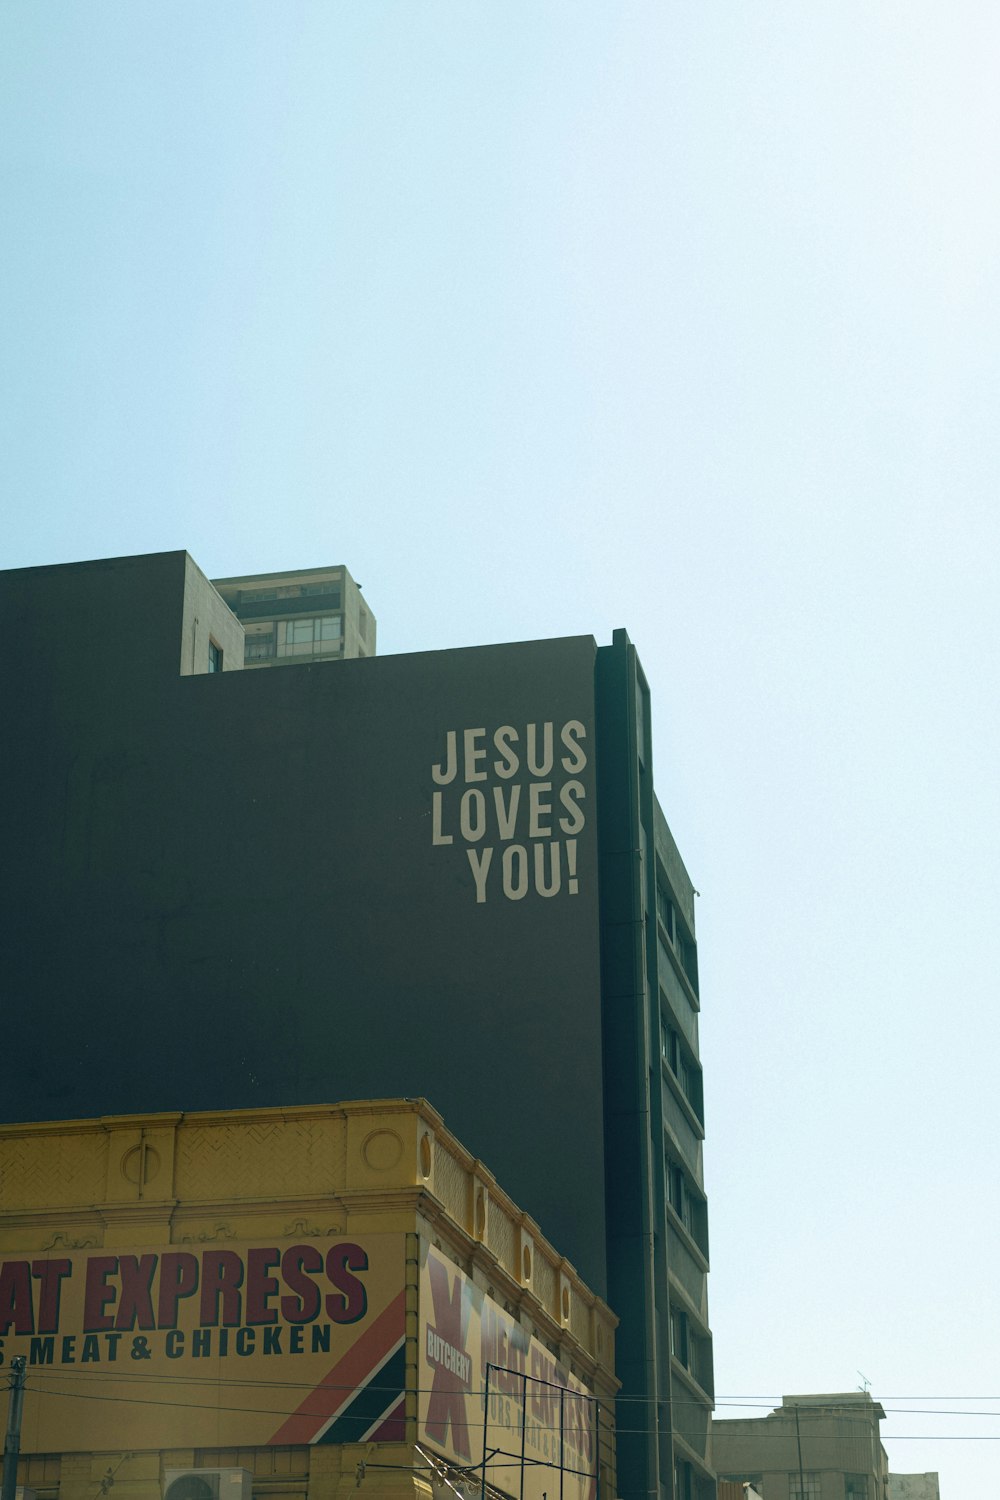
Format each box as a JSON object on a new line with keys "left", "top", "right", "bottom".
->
{"left": 487, "top": 1196, "right": 516, "bottom": 1275}
{"left": 570, "top": 1290, "right": 589, "bottom": 1344}
{"left": 0, "top": 1135, "right": 106, "bottom": 1210}
{"left": 432, "top": 1138, "right": 467, "bottom": 1226}
{"left": 174, "top": 1119, "right": 345, "bottom": 1199}
{"left": 533, "top": 1250, "right": 556, "bottom": 1317}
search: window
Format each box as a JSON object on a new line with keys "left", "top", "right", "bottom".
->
{"left": 669, "top": 1305, "right": 689, "bottom": 1368}
{"left": 846, "top": 1478, "right": 869, "bottom": 1500}
{"left": 276, "top": 616, "right": 343, "bottom": 657}
{"left": 790, "top": 1476, "right": 821, "bottom": 1500}
{"left": 245, "top": 631, "right": 275, "bottom": 662}
{"left": 667, "top": 1162, "right": 691, "bottom": 1233}
{"left": 207, "top": 641, "right": 223, "bottom": 673}
{"left": 677, "top": 928, "right": 699, "bottom": 992}
{"left": 666, "top": 1154, "right": 709, "bottom": 1257}
{"left": 662, "top": 1022, "right": 702, "bottom": 1112}
{"left": 656, "top": 881, "right": 675, "bottom": 941}
{"left": 663, "top": 1033, "right": 704, "bottom": 1121}
{"left": 656, "top": 879, "right": 700, "bottom": 994}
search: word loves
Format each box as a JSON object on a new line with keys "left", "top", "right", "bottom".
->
{"left": 430, "top": 720, "right": 589, "bottom": 904}
{"left": 0, "top": 1244, "right": 370, "bottom": 1366}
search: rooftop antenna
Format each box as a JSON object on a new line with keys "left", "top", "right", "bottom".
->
{"left": 857, "top": 1370, "right": 871, "bottom": 1393}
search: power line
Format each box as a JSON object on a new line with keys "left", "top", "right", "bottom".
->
{"left": 14, "top": 1384, "right": 1000, "bottom": 1443}
{"left": 17, "top": 1370, "right": 1000, "bottom": 1417}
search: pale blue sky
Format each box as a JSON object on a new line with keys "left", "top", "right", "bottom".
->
{"left": 3, "top": 5, "right": 999, "bottom": 1492}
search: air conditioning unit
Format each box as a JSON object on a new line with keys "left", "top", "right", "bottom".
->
{"left": 163, "top": 1471, "right": 253, "bottom": 1500}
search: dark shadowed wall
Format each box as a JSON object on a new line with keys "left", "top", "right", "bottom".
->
{"left": 1, "top": 554, "right": 607, "bottom": 1290}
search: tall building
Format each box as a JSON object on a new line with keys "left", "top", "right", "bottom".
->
{"left": 212, "top": 565, "right": 375, "bottom": 668}
{"left": 0, "top": 1098, "right": 618, "bottom": 1500}
{"left": 712, "top": 1394, "right": 889, "bottom": 1500}
{"left": 0, "top": 549, "right": 714, "bottom": 1500}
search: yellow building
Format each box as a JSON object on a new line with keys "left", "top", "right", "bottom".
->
{"left": 0, "top": 1101, "right": 616, "bottom": 1500}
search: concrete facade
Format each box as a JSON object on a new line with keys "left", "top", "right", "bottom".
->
{"left": 712, "top": 1395, "right": 888, "bottom": 1500}
{"left": 887, "top": 1478, "right": 939, "bottom": 1500}
{"left": 180, "top": 554, "right": 246, "bottom": 675}
{"left": 0, "top": 1099, "right": 617, "bottom": 1500}
{"left": 212, "top": 565, "right": 374, "bottom": 667}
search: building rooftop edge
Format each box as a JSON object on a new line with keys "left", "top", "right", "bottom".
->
{"left": 0, "top": 1097, "right": 617, "bottom": 1326}
{"left": 212, "top": 564, "right": 357, "bottom": 586}
{"left": 0, "top": 548, "right": 191, "bottom": 579}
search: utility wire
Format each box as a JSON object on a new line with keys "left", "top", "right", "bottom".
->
{"left": 18, "top": 1371, "right": 1000, "bottom": 1417}
{"left": 15, "top": 1385, "right": 1000, "bottom": 1441}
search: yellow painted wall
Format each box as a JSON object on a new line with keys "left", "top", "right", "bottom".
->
{"left": 2, "top": 1100, "right": 615, "bottom": 1500}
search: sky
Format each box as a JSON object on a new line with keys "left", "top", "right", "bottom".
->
{"left": 2, "top": 3, "right": 999, "bottom": 1493}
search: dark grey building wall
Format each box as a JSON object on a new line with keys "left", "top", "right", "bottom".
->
{"left": 1, "top": 554, "right": 606, "bottom": 1291}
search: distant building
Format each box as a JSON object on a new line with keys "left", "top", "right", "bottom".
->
{"left": 713, "top": 1393, "right": 888, "bottom": 1500}
{"left": 888, "top": 1478, "right": 940, "bottom": 1500}
{"left": 212, "top": 564, "right": 375, "bottom": 666}
{"left": 0, "top": 1098, "right": 617, "bottom": 1500}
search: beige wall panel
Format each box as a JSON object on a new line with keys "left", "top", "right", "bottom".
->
{"left": 0, "top": 1130, "right": 107, "bottom": 1212}
{"left": 174, "top": 1118, "right": 346, "bottom": 1201}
